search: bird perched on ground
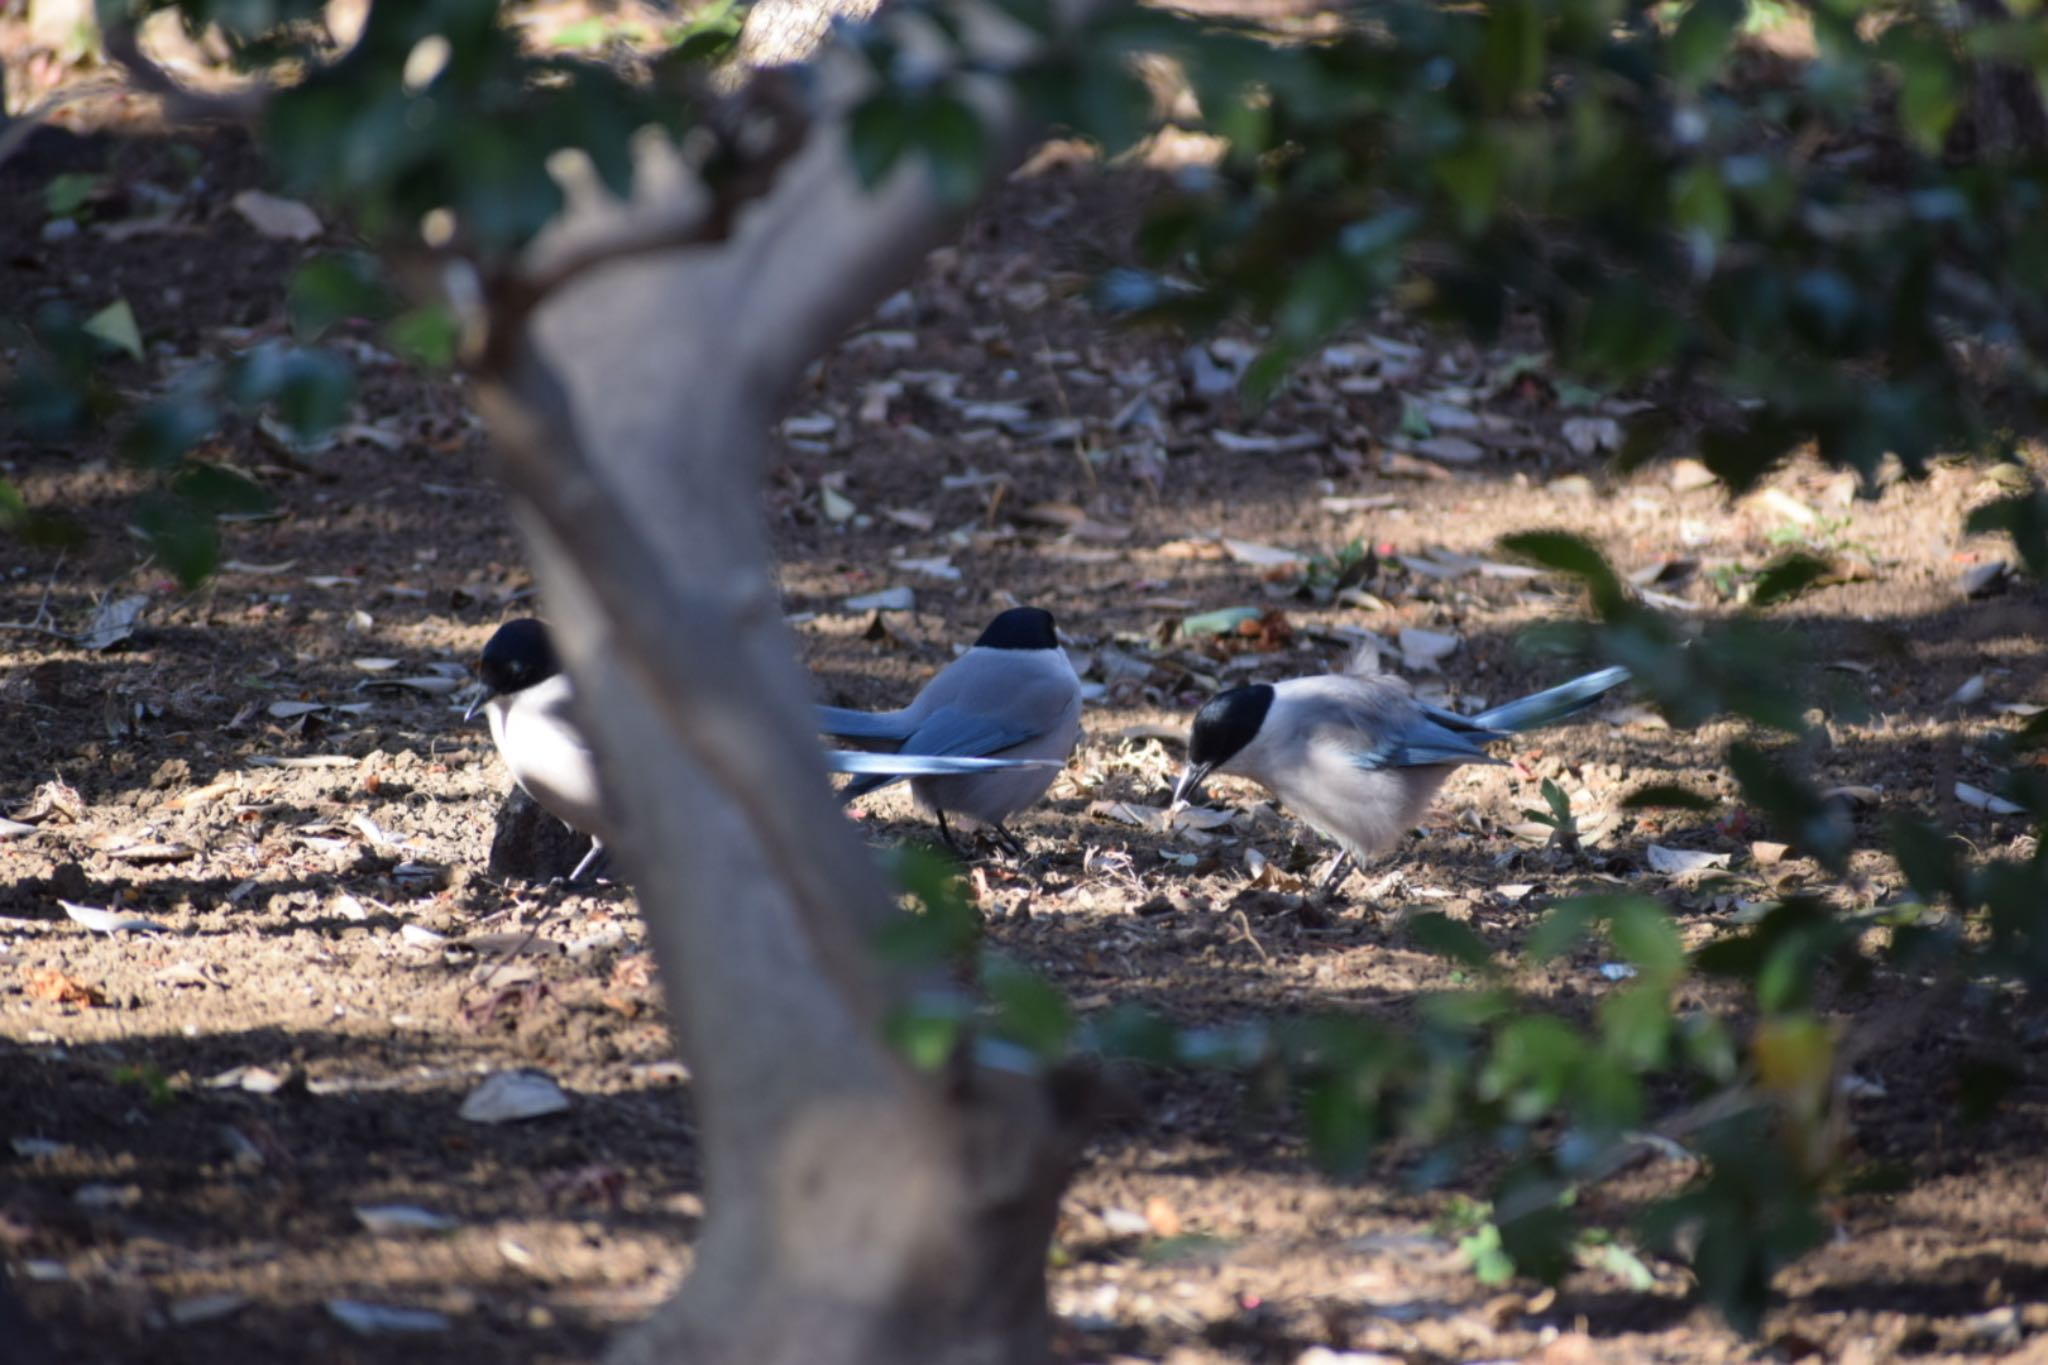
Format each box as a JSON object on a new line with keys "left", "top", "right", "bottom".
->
{"left": 815, "top": 606, "right": 1084, "bottom": 851}
{"left": 1171, "top": 659, "right": 1631, "bottom": 897}
{"left": 470, "top": 617, "right": 1066, "bottom": 881}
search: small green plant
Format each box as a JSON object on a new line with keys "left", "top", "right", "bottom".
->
{"left": 1299, "top": 538, "right": 1375, "bottom": 604}
{"left": 1764, "top": 515, "right": 1868, "bottom": 559}
{"left": 113, "top": 1063, "right": 176, "bottom": 1109}
{"left": 1522, "top": 778, "right": 1580, "bottom": 855}
{"left": 43, "top": 172, "right": 106, "bottom": 223}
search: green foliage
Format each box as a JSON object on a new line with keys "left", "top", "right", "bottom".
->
{"left": 1640, "top": 1111, "right": 1829, "bottom": 1336}
{"left": 1058, "top": 0, "right": 2042, "bottom": 498}
{"left": 849, "top": 89, "right": 989, "bottom": 206}
{"left": 1, "top": 305, "right": 355, "bottom": 582}
{"left": 1748, "top": 552, "right": 1835, "bottom": 608}
{"left": 1521, "top": 777, "right": 1581, "bottom": 851}
{"left": 876, "top": 845, "right": 1075, "bottom": 1070}
{"left": 112, "top": 1062, "right": 177, "bottom": 1109}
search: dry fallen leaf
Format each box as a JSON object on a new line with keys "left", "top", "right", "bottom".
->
{"left": 1144, "top": 1195, "right": 1183, "bottom": 1239}
{"left": 1410, "top": 435, "right": 1485, "bottom": 464}
{"left": 104, "top": 840, "right": 198, "bottom": 864}
{"left": 79, "top": 595, "right": 148, "bottom": 652}
{"left": 1220, "top": 538, "right": 1306, "bottom": 569}
{"left": 460, "top": 1070, "right": 572, "bottom": 1124}
{"left": 1646, "top": 845, "right": 1733, "bottom": 876}
{"left": 232, "top": 189, "right": 324, "bottom": 242}
{"left": 1560, "top": 415, "right": 1623, "bottom": 456}
{"left": 1399, "top": 627, "right": 1461, "bottom": 670}
{"left": 1379, "top": 449, "right": 1454, "bottom": 481}
{"left": 26, "top": 968, "right": 104, "bottom": 1007}
{"left": 14, "top": 779, "right": 84, "bottom": 824}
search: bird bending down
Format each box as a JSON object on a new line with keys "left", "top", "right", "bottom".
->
{"left": 470, "top": 617, "right": 1067, "bottom": 882}
{"left": 815, "top": 606, "right": 1084, "bottom": 852}
{"left": 1171, "top": 661, "right": 1631, "bottom": 898}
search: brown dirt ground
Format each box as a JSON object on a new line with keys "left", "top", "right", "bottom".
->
{"left": 5, "top": 95, "right": 2048, "bottom": 1365}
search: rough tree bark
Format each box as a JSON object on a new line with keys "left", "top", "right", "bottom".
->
{"left": 470, "top": 4, "right": 1097, "bottom": 1362}
{"left": 733, "top": 0, "right": 884, "bottom": 69}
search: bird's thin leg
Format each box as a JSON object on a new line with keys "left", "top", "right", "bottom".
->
{"left": 990, "top": 823, "right": 1025, "bottom": 858}
{"left": 935, "top": 810, "right": 964, "bottom": 855}
{"left": 1315, "top": 850, "right": 1355, "bottom": 901}
{"left": 476, "top": 900, "right": 558, "bottom": 993}
{"left": 567, "top": 839, "right": 608, "bottom": 885}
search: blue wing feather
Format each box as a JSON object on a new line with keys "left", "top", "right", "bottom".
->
{"left": 1351, "top": 715, "right": 1503, "bottom": 770}
{"left": 815, "top": 704, "right": 914, "bottom": 741}
{"left": 838, "top": 706, "right": 1043, "bottom": 799}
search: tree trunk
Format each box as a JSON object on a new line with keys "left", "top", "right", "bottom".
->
{"left": 471, "top": 7, "right": 1093, "bottom": 1361}
{"left": 734, "top": 0, "right": 885, "bottom": 70}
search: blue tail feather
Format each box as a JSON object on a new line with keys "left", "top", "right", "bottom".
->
{"left": 1466, "top": 665, "right": 1631, "bottom": 734}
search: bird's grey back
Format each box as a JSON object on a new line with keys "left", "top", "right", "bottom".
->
{"left": 906, "top": 646, "right": 1078, "bottom": 733}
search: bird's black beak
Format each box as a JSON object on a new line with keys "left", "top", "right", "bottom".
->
{"left": 463, "top": 686, "right": 496, "bottom": 724}
{"left": 1171, "top": 762, "right": 1214, "bottom": 810}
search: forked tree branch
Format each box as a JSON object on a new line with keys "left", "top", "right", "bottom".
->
{"left": 489, "top": 69, "right": 817, "bottom": 349}
{"left": 100, "top": 18, "right": 275, "bottom": 124}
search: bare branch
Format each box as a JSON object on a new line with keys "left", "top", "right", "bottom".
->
{"left": 485, "top": 70, "right": 816, "bottom": 361}
{"left": 101, "top": 18, "right": 272, "bottom": 125}
{"left": 0, "top": 78, "right": 125, "bottom": 170}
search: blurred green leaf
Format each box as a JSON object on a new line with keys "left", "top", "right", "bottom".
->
{"left": 387, "top": 306, "right": 461, "bottom": 369}
{"left": 1620, "top": 783, "right": 1717, "bottom": 811}
{"left": 1499, "top": 531, "right": 1625, "bottom": 615}
{"left": 43, "top": 171, "right": 105, "bottom": 220}
{"left": 849, "top": 93, "right": 913, "bottom": 189}
{"left": 288, "top": 253, "right": 394, "bottom": 341}
{"left": 84, "top": 300, "right": 144, "bottom": 360}
{"left": 1603, "top": 896, "right": 1685, "bottom": 984}
{"left": 1888, "top": 817, "right": 1962, "bottom": 908}
{"left": 270, "top": 349, "right": 355, "bottom": 438}
{"left": 984, "top": 955, "right": 1073, "bottom": 1058}
{"left": 1478, "top": 0, "right": 1544, "bottom": 105}
{"left": 132, "top": 490, "right": 219, "bottom": 586}
{"left": 1303, "top": 1070, "right": 1378, "bottom": 1178}
{"left": 119, "top": 392, "right": 219, "bottom": 470}
{"left": 1408, "top": 912, "right": 1500, "bottom": 977}
{"left": 1669, "top": 0, "right": 1744, "bottom": 89}
{"left": 884, "top": 991, "right": 971, "bottom": 1070}
{"left": 1965, "top": 491, "right": 2048, "bottom": 579}
{"left": 916, "top": 94, "right": 986, "bottom": 208}
{"left": 875, "top": 845, "right": 980, "bottom": 966}
{"left": 1749, "top": 552, "right": 1833, "bottom": 608}
{"left": 172, "top": 463, "right": 272, "bottom": 517}
{"left": 1726, "top": 743, "right": 1850, "bottom": 874}
{"left": 1526, "top": 899, "right": 1599, "bottom": 963}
